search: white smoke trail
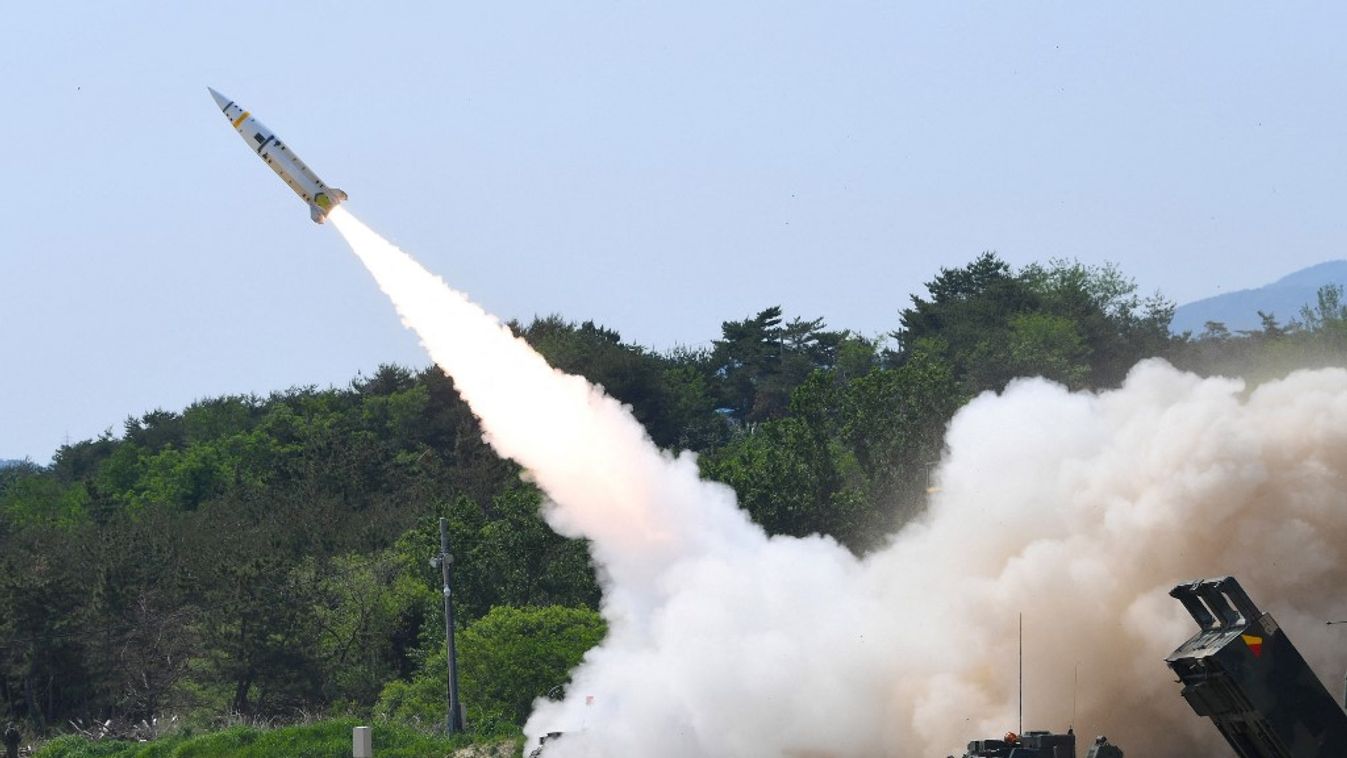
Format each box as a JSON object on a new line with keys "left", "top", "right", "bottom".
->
{"left": 327, "top": 208, "right": 764, "bottom": 620}
{"left": 330, "top": 207, "right": 1347, "bottom": 756}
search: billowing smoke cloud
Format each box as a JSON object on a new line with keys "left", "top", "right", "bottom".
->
{"left": 330, "top": 207, "right": 1347, "bottom": 757}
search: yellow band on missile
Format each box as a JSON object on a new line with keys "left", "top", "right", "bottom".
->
{"left": 232, "top": 111, "right": 250, "bottom": 128}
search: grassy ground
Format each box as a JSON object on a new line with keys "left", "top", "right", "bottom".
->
{"left": 33, "top": 718, "right": 521, "bottom": 758}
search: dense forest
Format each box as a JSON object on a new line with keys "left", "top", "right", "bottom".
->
{"left": 5, "top": 252, "right": 1347, "bottom": 746}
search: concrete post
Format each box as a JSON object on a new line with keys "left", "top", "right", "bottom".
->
{"left": 353, "top": 725, "right": 372, "bottom": 758}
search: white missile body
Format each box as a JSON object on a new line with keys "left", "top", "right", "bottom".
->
{"left": 209, "top": 88, "right": 347, "bottom": 223}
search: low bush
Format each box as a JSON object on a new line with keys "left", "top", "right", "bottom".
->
{"left": 34, "top": 718, "right": 518, "bottom": 758}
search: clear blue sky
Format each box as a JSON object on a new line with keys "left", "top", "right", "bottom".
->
{"left": 4, "top": 3, "right": 1346, "bottom": 461}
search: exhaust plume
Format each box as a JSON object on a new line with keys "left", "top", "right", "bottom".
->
{"left": 330, "top": 206, "right": 1347, "bottom": 756}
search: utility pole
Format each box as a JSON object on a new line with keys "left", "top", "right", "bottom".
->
{"left": 431, "top": 517, "right": 464, "bottom": 734}
{"left": 1326, "top": 620, "right": 1347, "bottom": 709}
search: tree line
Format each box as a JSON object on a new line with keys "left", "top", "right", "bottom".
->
{"left": 2, "top": 252, "right": 1343, "bottom": 739}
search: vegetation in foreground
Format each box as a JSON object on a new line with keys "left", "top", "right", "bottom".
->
{"left": 33, "top": 718, "right": 517, "bottom": 758}
{"left": 4, "top": 252, "right": 1347, "bottom": 751}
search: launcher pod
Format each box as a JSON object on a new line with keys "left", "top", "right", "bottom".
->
{"left": 1166, "top": 576, "right": 1347, "bottom": 757}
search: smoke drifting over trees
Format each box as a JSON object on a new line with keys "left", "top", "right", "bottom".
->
{"left": 6, "top": 241, "right": 1347, "bottom": 755}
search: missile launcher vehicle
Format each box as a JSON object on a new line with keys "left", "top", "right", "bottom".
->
{"left": 1166, "top": 576, "right": 1347, "bottom": 757}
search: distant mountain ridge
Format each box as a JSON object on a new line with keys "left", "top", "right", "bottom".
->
{"left": 1171, "top": 260, "right": 1347, "bottom": 335}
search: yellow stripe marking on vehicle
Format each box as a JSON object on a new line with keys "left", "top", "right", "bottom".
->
{"left": 232, "top": 111, "right": 250, "bottom": 128}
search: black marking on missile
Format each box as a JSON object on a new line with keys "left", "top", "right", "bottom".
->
{"left": 222, "top": 101, "right": 234, "bottom": 113}
{"left": 255, "top": 135, "right": 275, "bottom": 154}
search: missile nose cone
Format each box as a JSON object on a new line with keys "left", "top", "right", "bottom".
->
{"left": 208, "top": 87, "right": 231, "bottom": 112}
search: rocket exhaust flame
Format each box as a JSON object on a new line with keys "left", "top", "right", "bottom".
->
{"left": 329, "top": 206, "right": 1347, "bottom": 757}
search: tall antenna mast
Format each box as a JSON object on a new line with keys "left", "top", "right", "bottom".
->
{"left": 1072, "top": 663, "right": 1078, "bottom": 731}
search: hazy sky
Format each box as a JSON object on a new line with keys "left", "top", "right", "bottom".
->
{"left": 4, "top": 3, "right": 1346, "bottom": 461}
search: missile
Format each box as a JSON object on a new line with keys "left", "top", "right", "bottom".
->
{"left": 209, "top": 88, "right": 347, "bottom": 223}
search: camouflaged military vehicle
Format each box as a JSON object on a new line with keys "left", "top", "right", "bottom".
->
{"left": 957, "top": 728, "right": 1123, "bottom": 758}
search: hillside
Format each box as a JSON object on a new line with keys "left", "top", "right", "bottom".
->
{"left": 6, "top": 253, "right": 1322, "bottom": 747}
{"left": 1171, "top": 260, "right": 1347, "bottom": 334}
